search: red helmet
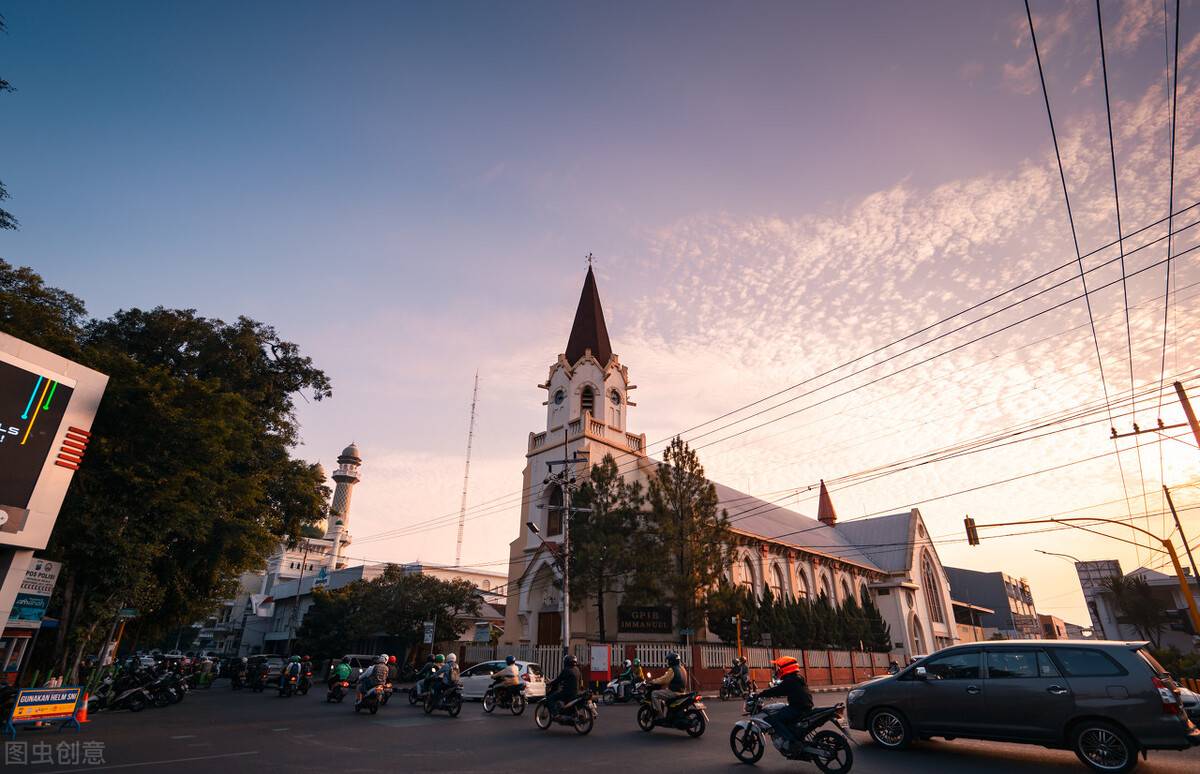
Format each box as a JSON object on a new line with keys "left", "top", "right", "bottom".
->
{"left": 388, "top": 655, "right": 396, "bottom": 664}
{"left": 771, "top": 656, "right": 800, "bottom": 678}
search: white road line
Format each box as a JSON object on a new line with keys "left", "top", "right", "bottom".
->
{"left": 271, "top": 727, "right": 289, "bottom": 731}
{"left": 42, "top": 750, "right": 259, "bottom": 774}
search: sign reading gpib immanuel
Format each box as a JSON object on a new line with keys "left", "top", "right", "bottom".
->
{"left": 0, "top": 333, "right": 107, "bottom": 548}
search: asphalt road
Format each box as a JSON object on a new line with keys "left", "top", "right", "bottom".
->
{"left": 13, "top": 680, "right": 1200, "bottom": 774}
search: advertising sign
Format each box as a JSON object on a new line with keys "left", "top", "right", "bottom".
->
{"left": 312, "top": 567, "right": 329, "bottom": 589}
{"left": 589, "top": 645, "right": 610, "bottom": 680}
{"left": 423, "top": 621, "right": 435, "bottom": 644}
{"left": 617, "top": 606, "right": 672, "bottom": 634}
{"left": 4, "top": 686, "right": 82, "bottom": 737}
{"left": 6, "top": 558, "right": 61, "bottom": 630}
{"left": 0, "top": 360, "right": 75, "bottom": 534}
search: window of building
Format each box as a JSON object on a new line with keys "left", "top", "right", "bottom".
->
{"left": 553, "top": 389, "right": 565, "bottom": 406}
{"left": 819, "top": 574, "right": 833, "bottom": 600}
{"left": 860, "top": 582, "right": 871, "bottom": 605}
{"left": 770, "top": 564, "right": 786, "bottom": 599}
{"left": 482, "top": 580, "right": 491, "bottom": 591}
{"left": 581, "top": 386, "right": 594, "bottom": 415}
{"left": 921, "top": 552, "right": 946, "bottom": 624}
{"left": 840, "top": 579, "right": 853, "bottom": 605}
{"left": 796, "top": 571, "right": 809, "bottom": 599}
{"left": 546, "top": 485, "right": 564, "bottom": 536}
{"left": 742, "top": 557, "right": 756, "bottom": 591}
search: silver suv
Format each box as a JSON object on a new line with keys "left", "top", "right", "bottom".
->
{"left": 847, "top": 640, "right": 1200, "bottom": 773}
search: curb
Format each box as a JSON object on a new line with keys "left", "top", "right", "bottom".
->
{"left": 812, "top": 685, "right": 855, "bottom": 693}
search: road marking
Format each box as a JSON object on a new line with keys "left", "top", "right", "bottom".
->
{"left": 168, "top": 735, "right": 195, "bottom": 739}
{"left": 42, "top": 750, "right": 259, "bottom": 774}
{"left": 271, "top": 727, "right": 290, "bottom": 731}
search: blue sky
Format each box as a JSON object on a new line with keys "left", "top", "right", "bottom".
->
{"left": 3, "top": 1, "right": 1199, "bottom": 623}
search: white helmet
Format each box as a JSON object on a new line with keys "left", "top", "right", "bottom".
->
{"left": 447, "top": 653, "right": 457, "bottom": 663}
{"left": 623, "top": 659, "right": 631, "bottom": 668}
{"left": 376, "top": 655, "right": 387, "bottom": 664}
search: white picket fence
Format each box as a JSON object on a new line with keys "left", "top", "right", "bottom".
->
{"left": 701, "top": 644, "right": 736, "bottom": 669}
{"left": 635, "top": 643, "right": 692, "bottom": 667}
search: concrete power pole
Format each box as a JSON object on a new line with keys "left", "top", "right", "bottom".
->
{"left": 455, "top": 371, "right": 480, "bottom": 568}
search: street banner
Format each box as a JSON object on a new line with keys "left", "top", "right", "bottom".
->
{"left": 589, "top": 645, "right": 610, "bottom": 681}
{"left": 4, "top": 686, "right": 82, "bottom": 737}
{"left": 6, "top": 557, "right": 60, "bottom": 630}
{"left": 422, "top": 621, "right": 435, "bottom": 644}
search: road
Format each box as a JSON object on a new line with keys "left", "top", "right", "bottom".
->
{"left": 12, "top": 681, "right": 1199, "bottom": 773}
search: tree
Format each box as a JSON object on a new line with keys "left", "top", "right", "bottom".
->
{"left": 0, "top": 262, "right": 333, "bottom": 677}
{"left": 295, "top": 583, "right": 375, "bottom": 659}
{"left": 568, "top": 454, "right": 644, "bottom": 642}
{"left": 1, "top": 16, "right": 18, "bottom": 231}
{"left": 1101, "top": 574, "right": 1168, "bottom": 648}
{"left": 638, "top": 438, "right": 732, "bottom": 638}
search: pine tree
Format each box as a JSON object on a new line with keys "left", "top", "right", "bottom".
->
{"left": 638, "top": 437, "right": 732, "bottom": 637}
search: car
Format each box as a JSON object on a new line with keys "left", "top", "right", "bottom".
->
{"left": 847, "top": 640, "right": 1200, "bottom": 773}
{"left": 342, "top": 654, "right": 383, "bottom": 682}
{"left": 1180, "top": 686, "right": 1200, "bottom": 723}
{"left": 457, "top": 660, "right": 545, "bottom": 701}
{"left": 246, "top": 654, "right": 285, "bottom": 680}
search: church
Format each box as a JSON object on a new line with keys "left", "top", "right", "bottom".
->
{"left": 499, "top": 268, "right": 959, "bottom": 660}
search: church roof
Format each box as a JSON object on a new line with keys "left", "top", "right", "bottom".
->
{"left": 712, "top": 481, "right": 880, "bottom": 570}
{"left": 565, "top": 267, "right": 613, "bottom": 367}
{"left": 834, "top": 511, "right": 914, "bottom": 573}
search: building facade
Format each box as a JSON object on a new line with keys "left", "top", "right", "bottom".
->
{"left": 1073, "top": 560, "right": 1200, "bottom": 651}
{"left": 944, "top": 567, "right": 1040, "bottom": 639}
{"left": 1038, "top": 613, "right": 1068, "bottom": 639}
{"left": 499, "top": 268, "right": 958, "bottom": 659}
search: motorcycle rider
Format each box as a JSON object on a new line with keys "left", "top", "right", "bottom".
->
{"left": 386, "top": 655, "right": 399, "bottom": 683}
{"left": 282, "top": 655, "right": 302, "bottom": 690}
{"left": 617, "top": 659, "right": 636, "bottom": 700}
{"left": 490, "top": 655, "right": 521, "bottom": 703}
{"left": 647, "top": 652, "right": 688, "bottom": 719}
{"left": 756, "top": 656, "right": 814, "bottom": 752}
{"left": 331, "top": 656, "right": 352, "bottom": 688}
{"left": 730, "top": 656, "right": 749, "bottom": 694}
{"left": 544, "top": 654, "right": 582, "bottom": 716}
{"left": 231, "top": 657, "right": 248, "bottom": 689}
{"left": 416, "top": 654, "right": 442, "bottom": 696}
{"left": 357, "top": 655, "right": 389, "bottom": 704}
{"left": 429, "top": 653, "right": 459, "bottom": 708}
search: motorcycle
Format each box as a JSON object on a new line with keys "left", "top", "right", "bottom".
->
{"left": 279, "top": 672, "right": 299, "bottom": 698}
{"left": 355, "top": 683, "right": 385, "bottom": 715}
{"left": 720, "top": 672, "right": 755, "bottom": 701}
{"left": 482, "top": 682, "right": 527, "bottom": 716}
{"left": 250, "top": 669, "right": 269, "bottom": 693}
{"left": 299, "top": 671, "right": 313, "bottom": 696}
{"left": 408, "top": 677, "right": 433, "bottom": 706}
{"left": 636, "top": 683, "right": 707, "bottom": 737}
{"left": 534, "top": 691, "right": 597, "bottom": 735}
{"left": 88, "top": 673, "right": 154, "bottom": 713}
{"left": 729, "top": 694, "right": 853, "bottom": 772}
{"left": 380, "top": 681, "right": 393, "bottom": 705}
{"left": 601, "top": 678, "right": 646, "bottom": 705}
{"left": 327, "top": 679, "right": 350, "bottom": 703}
{"left": 423, "top": 683, "right": 463, "bottom": 717}
{"left": 230, "top": 670, "right": 245, "bottom": 690}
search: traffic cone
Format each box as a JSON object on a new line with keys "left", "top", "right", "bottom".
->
{"left": 76, "top": 694, "right": 90, "bottom": 723}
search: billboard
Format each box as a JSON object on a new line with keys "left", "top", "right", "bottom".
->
{"left": 0, "top": 360, "right": 75, "bottom": 533}
{"left": 6, "top": 558, "right": 61, "bottom": 630}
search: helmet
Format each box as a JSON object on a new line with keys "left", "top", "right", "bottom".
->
{"left": 303, "top": 655, "right": 311, "bottom": 661}
{"left": 666, "top": 652, "right": 680, "bottom": 666}
{"left": 771, "top": 656, "right": 800, "bottom": 678}
{"left": 632, "top": 658, "right": 641, "bottom": 666}
{"left": 380, "top": 653, "right": 388, "bottom": 661}
{"left": 563, "top": 655, "right": 577, "bottom": 668}
{"left": 241, "top": 657, "right": 247, "bottom": 664}
{"left": 447, "top": 653, "right": 457, "bottom": 663}
{"left": 425, "top": 654, "right": 435, "bottom": 663}
{"left": 434, "top": 654, "right": 445, "bottom": 663}
{"left": 290, "top": 655, "right": 301, "bottom": 663}
{"left": 505, "top": 655, "right": 516, "bottom": 665}
{"left": 341, "top": 656, "right": 350, "bottom": 664}
{"left": 623, "top": 659, "right": 631, "bottom": 668}
{"left": 376, "top": 655, "right": 387, "bottom": 665}
{"left": 388, "top": 655, "right": 397, "bottom": 664}
{"left": 740, "top": 657, "right": 748, "bottom": 664}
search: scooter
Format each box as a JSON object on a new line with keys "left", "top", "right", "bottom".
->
{"left": 636, "top": 683, "right": 707, "bottom": 737}
{"left": 408, "top": 677, "right": 433, "bottom": 706}
{"left": 355, "top": 683, "right": 385, "bottom": 715}
{"left": 729, "top": 694, "right": 853, "bottom": 772}
{"left": 534, "top": 691, "right": 597, "bottom": 735}
{"left": 601, "top": 677, "right": 645, "bottom": 705}
{"left": 327, "top": 679, "right": 350, "bottom": 703}
{"left": 380, "top": 681, "right": 393, "bottom": 705}
{"left": 298, "top": 671, "right": 312, "bottom": 696}
{"left": 482, "top": 682, "right": 527, "bottom": 716}
{"left": 423, "top": 683, "right": 463, "bottom": 717}
{"left": 279, "top": 672, "right": 299, "bottom": 698}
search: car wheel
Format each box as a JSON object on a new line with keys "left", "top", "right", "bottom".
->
{"left": 535, "top": 703, "right": 551, "bottom": 730}
{"left": 867, "top": 708, "right": 912, "bottom": 750}
{"left": 637, "top": 705, "right": 656, "bottom": 731}
{"left": 729, "top": 725, "right": 765, "bottom": 764}
{"left": 685, "top": 710, "right": 706, "bottom": 738}
{"left": 482, "top": 692, "right": 496, "bottom": 713}
{"left": 1072, "top": 720, "right": 1138, "bottom": 773}
{"left": 811, "top": 730, "right": 853, "bottom": 773}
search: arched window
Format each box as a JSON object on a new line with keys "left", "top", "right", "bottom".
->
{"left": 742, "top": 557, "right": 757, "bottom": 591}
{"left": 840, "top": 579, "right": 853, "bottom": 606}
{"left": 770, "top": 564, "right": 786, "bottom": 599}
{"left": 910, "top": 615, "right": 927, "bottom": 656}
{"left": 796, "top": 570, "right": 810, "bottom": 599}
{"left": 819, "top": 573, "right": 833, "bottom": 600}
{"left": 581, "top": 386, "right": 595, "bottom": 416}
{"left": 859, "top": 582, "right": 871, "bottom": 605}
{"left": 922, "top": 551, "right": 945, "bottom": 624}
{"left": 546, "top": 485, "right": 564, "bottom": 536}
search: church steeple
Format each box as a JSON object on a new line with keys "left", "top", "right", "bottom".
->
{"left": 564, "top": 266, "right": 612, "bottom": 367}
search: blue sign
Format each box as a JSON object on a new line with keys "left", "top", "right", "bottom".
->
{"left": 8, "top": 593, "right": 48, "bottom": 623}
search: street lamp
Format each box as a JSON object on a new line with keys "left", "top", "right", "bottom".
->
{"left": 1036, "top": 549, "right": 1082, "bottom": 564}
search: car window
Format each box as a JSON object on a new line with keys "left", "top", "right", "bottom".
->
{"left": 1049, "top": 648, "right": 1126, "bottom": 677}
{"left": 527, "top": 664, "right": 543, "bottom": 677}
{"left": 986, "top": 651, "right": 1041, "bottom": 679}
{"left": 923, "top": 650, "right": 980, "bottom": 680}
{"left": 462, "top": 665, "right": 483, "bottom": 677}
{"left": 1136, "top": 649, "right": 1169, "bottom": 677}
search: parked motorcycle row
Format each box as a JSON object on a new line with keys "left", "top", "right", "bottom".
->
{"left": 86, "top": 663, "right": 193, "bottom": 714}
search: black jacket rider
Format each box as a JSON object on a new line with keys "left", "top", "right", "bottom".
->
{"left": 545, "top": 663, "right": 582, "bottom": 714}
{"left": 758, "top": 672, "right": 814, "bottom": 745}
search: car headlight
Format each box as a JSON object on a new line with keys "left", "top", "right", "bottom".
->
{"left": 847, "top": 688, "right": 865, "bottom": 703}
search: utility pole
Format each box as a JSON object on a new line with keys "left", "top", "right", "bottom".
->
{"left": 1176, "top": 381, "right": 1200, "bottom": 448}
{"left": 285, "top": 540, "right": 311, "bottom": 656}
{"left": 455, "top": 372, "right": 480, "bottom": 568}
{"left": 1163, "top": 486, "right": 1199, "bottom": 581}
{"left": 538, "top": 431, "right": 589, "bottom": 656}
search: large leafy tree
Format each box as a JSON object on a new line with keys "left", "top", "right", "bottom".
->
{"left": 1102, "top": 574, "right": 1168, "bottom": 648}
{"left": 0, "top": 261, "right": 332, "bottom": 677}
{"left": 637, "top": 437, "right": 732, "bottom": 637}
{"left": 568, "top": 454, "right": 644, "bottom": 642}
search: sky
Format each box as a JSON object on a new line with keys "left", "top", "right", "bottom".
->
{"left": 2, "top": 0, "right": 1199, "bottom": 626}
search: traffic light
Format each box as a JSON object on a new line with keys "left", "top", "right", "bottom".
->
{"left": 965, "top": 516, "right": 980, "bottom": 546}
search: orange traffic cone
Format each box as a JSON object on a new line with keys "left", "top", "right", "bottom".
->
{"left": 76, "top": 693, "right": 90, "bottom": 723}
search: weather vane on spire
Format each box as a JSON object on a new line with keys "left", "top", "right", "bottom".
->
{"left": 586, "top": 252, "right": 595, "bottom": 268}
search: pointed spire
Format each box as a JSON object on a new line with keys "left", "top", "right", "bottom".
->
{"left": 565, "top": 266, "right": 612, "bottom": 366}
{"left": 817, "top": 479, "right": 838, "bottom": 526}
